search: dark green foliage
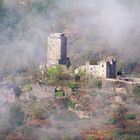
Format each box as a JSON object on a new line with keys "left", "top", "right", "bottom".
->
{"left": 68, "top": 101, "right": 76, "bottom": 109}
{"left": 117, "top": 60, "right": 136, "bottom": 75}
{"left": 48, "top": 65, "right": 63, "bottom": 76}
{"left": 74, "top": 74, "right": 80, "bottom": 82}
{"left": 112, "top": 127, "right": 140, "bottom": 140}
{"left": 132, "top": 85, "right": 140, "bottom": 96}
{"left": 22, "top": 78, "right": 32, "bottom": 92}
{"left": 26, "top": 102, "right": 49, "bottom": 119}
{"left": 55, "top": 91, "right": 65, "bottom": 97}
{"left": 47, "top": 65, "right": 63, "bottom": 85}
{"left": 94, "top": 79, "right": 102, "bottom": 89}
{"left": 110, "top": 105, "right": 127, "bottom": 129}
{"left": 8, "top": 104, "right": 25, "bottom": 127}
{"left": 112, "top": 129, "right": 125, "bottom": 138}
{"left": 125, "top": 113, "right": 136, "bottom": 120}
{"left": 69, "top": 82, "right": 78, "bottom": 92}
{"left": 87, "top": 136, "right": 96, "bottom": 140}
{"left": 109, "top": 117, "right": 118, "bottom": 125}
{"left": 0, "top": 8, "right": 21, "bottom": 31}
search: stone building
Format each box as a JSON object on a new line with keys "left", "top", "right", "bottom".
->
{"left": 47, "top": 33, "right": 70, "bottom": 67}
{"left": 76, "top": 56, "right": 116, "bottom": 79}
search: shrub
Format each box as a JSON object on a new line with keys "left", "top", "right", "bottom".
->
{"left": 69, "top": 82, "right": 78, "bottom": 92}
{"left": 90, "top": 76, "right": 102, "bottom": 89}
{"left": 94, "top": 79, "right": 102, "bottom": 89}
{"left": 55, "top": 91, "right": 65, "bottom": 97}
{"left": 112, "top": 129, "right": 124, "bottom": 138}
{"left": 87, "top": 136, "right": 96, "bottom": 140}
{"left": 47, "top": 65, "right": 63, "bottom": 85}
{"left": 23, "top": 84, "right": 32, "bottom": 92}
{"left": 132, "top": 85, "right": 140, "bottom": 97}
{"left": 23, "top": 78, "right": 31, "bottom": 86}
{"left": 8, "top": 104, "right": 25, "bottom": 127}
{"left": 68, "top": 101, "right": 76, "bottom": 109}
{"left": 77, "top": 68, "right": 84, "bottom": 77}
{"left": 125, "top": 113, "right": 136, "bottom": 120}
{"left": 74, "top": 74, "right": 81, "bottom": 82}
{"left": 109, "top": 117, "right": 117, "bottom": 125}
{"left": 26, "top": 102, "right": 48, "bottom": 119}
{"left": 47, "top": 65, "right": 63, "bottom": 77}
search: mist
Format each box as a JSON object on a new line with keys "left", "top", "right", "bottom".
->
{"left": 0, "top": 0, "right": 140, "bottom": 139}
{"left": 0, "top": 0, "right": 140, "bottom": 73}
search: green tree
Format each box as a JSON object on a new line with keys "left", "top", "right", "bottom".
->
{"left": 47, "top": 65, "right": 63, "bottom": 85}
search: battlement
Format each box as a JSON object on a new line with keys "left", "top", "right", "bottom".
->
{"left": 49, "top": 33, "right": 65, "bottom": 38}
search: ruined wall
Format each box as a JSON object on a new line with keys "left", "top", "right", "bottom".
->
{"left": 76, "top": 57, "right": 116, "bottom": 79}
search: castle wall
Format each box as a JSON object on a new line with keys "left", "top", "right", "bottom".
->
{"left": 76, "top": 57, "right": 116, "bottom": 79}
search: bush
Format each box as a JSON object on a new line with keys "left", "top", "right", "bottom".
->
{"left": 90, "top": 76, "right": 102, "bottom": 89}
{"left": 109, "top": 117, "right": 117, "bottom": 125}
{"left": 112, "top": 129, "right": 125, "bottom": 138}
{"left": 69, "top": 82, "right": 78, "bottom": 92}
{"left": 112, "top": 128, "right": 140, "bottom": 140}
{"left": 23, "top": 84, "right": 32, "bottom": 92}
{"left": 23, "top": 78, "right": 31, "bottom": 86}
{"left": 125, "top": 113, "right": 136, "bottom": 120}
{"left": 74, "top": 74, "right": 81, "bottom": 82}
{"left": 87, "top": 136, "right": 96, "bottom": 140}
{"left": 94, "top": 79, "right": 102, "bottom": 89}
{"left": 47, "top": 65, "right": 63, "bottom": 85}
{"left": 48, "top": 65, "right": 63, "bottom": 77}
{"left": 133, "top": 85, "right": 140, "bottom": 97}
{"left": 26, "top": 102, "right": 48, "bottom": 119}
{"left": 68, "top": 101, "right": 76, "bottom": 109}
{"left": 55, "top": 91, "right": 65, "bottom": 97}
{"left": 8, "top": 104, "right": 25, "bottom": 127}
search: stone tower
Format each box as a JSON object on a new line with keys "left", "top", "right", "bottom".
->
{"left": 47, "top": 33, "right": 68, "bottom": 66}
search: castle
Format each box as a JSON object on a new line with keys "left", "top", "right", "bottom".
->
{"left": 46, "top": 33, "right": 116, "bottom": 79}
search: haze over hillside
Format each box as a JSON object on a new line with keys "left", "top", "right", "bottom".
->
{"left": 1, "top": 1, "right": 140, "bottom": 140}
{"left": 0, "top": 0, "right": 140, "bottom": 73}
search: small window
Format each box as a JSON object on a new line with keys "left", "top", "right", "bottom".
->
{"left": 91, "top": 68, "right": 93, "bottom": 71}
{"left": 102, "top": 65, "right": 104, "bottom": 67}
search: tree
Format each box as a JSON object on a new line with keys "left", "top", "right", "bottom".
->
{"left": 47, "top": 65, "right": 63, "bottom": 85}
